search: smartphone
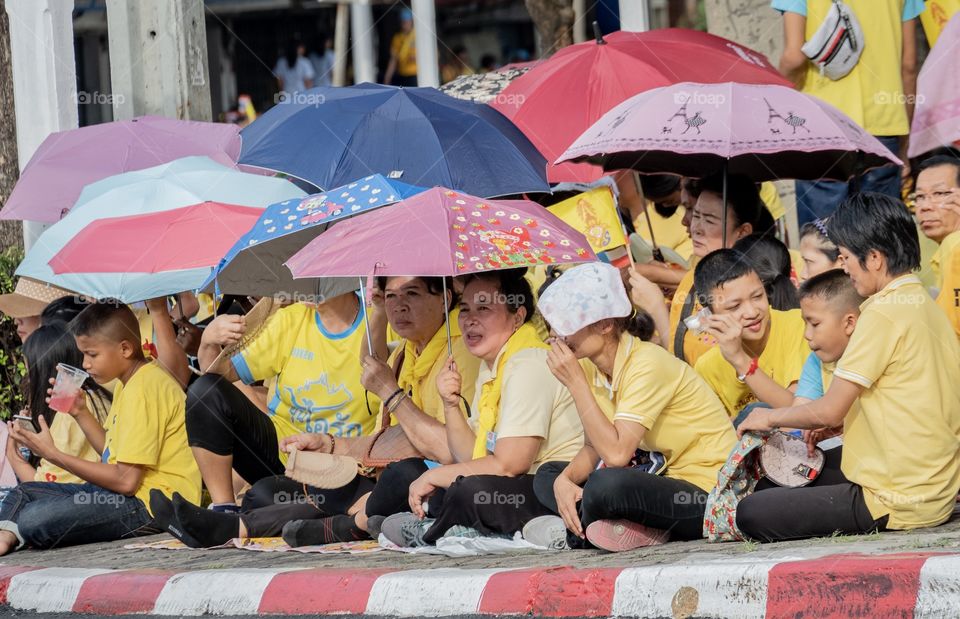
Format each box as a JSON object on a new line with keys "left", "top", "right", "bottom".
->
{"left": 12, "top": 415, "right": 38, "bottom": 434}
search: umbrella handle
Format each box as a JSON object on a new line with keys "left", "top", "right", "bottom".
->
{"left": 442, "top": 277, "right": 453, "bottom": 358}
{"left": 358, "top": 277, "right": 374, "bottom": 357}
{"left": 633, "top": 172, "right": 665, "bottom": 263}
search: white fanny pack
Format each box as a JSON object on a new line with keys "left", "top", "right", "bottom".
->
{"left": 800, "top": 0, "right": 865, "bottom": 81}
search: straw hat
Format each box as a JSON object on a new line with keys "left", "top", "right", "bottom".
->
{"left": 284, "top": 449, "right": 359, "bottom": 489}
{"left": 0, "top": 277, "right": 73, "bottom": 319}
{"left": 204, "top": 296, "right": 283, "bottom": 374}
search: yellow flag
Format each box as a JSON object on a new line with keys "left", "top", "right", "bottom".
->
{"left": 547, "top": 187, "right": 627, "bottom": 254}
{"left": 921, "top": 0, "right": 960, "bottom": 47}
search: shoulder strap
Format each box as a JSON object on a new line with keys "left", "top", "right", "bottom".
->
{"left": 380, "top": 347, "right": 407, "bottom": 431}
{"left": 673, "top": 290, "right": 697, "bottom": 362}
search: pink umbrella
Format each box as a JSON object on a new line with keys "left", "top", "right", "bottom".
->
{"left": 48, "top": 202, "right": 263, "bottom": 274}
{"left": 1, "top": 116, "right": 241, "bottom": 223}
{"left": 558, "top": 81, "right": 902, "bottom": 181}
{"left": 909, "top": 13, "right": 960, "bottom": 158}
{"left": 286, "top": 187, "right": 596, "bottom": 279}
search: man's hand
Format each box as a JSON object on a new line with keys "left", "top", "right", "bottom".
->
{"left": 9, "top": 416, "right": 57, "bottom": 461}
{"left": 279, "top": 433, "right": 332, "bottom": 454}
{"left": 802, "top": 427, "right": 842, "bottom": 457}
{"left": 408, "top": 470, "right": 440, "bottom": 518}
{"left": 553, "top": 474, "right": 584, "bottom": 538}
{"left": 46, "top": 378, "right": 89, "bottom": 418}
{"left": 144, "top": 297, "right": 170, "bottom": 317}
{"left": 702, "top": 313, "right": 749, "bottom": 370}
{"left": 436, "top": 357, "right": 463, "bottom": 408}
{"left": 546, "top": 338, "right": 587, "bottom": 391}
{"left": 202, "top": 314, "right": 246, "bottom": 347}
{"left": 736, "top": 408, "right": 775, "bottom": 438}
{"left": 360, "top": 355, "right": 400, "bottom": 400}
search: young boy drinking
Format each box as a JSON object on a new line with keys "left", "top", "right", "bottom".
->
{"left": 692, "top": 249, "right": 810, "bottom": 418}
{"left": 0, "top": 302, "right": 201, "bottom": 555}
{"left": 737, "top": 193, "right": 960, "bottom": 542}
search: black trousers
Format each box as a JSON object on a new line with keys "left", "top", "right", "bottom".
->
{"left": 239, "top": 475, "right": 375, "bottom": 537}
{"left": 365, "top": 458, "right": 428, "bottom": 518}
{"left": 736, "top": 447, "right": 889, "bottom": 542}
{"left": 422, "top": 474, "right": 551, "bottom": 544}
{"left": 185, "top": 374, "right": 285, "bottom": 485}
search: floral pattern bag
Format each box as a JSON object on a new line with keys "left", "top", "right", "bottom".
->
{"left": 702, "top": 433, "right": 765, "bottom": 542}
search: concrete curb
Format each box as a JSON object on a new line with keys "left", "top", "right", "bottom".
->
{"left": 0, "top": 552, "right": 958, "bottom": 616}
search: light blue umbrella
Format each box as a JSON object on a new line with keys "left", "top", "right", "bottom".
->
{"left": 17, "top": 156, "right": 305, "bottom": 302}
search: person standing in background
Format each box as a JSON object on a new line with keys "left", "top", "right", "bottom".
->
{"left": 384, "top": 9, "right": 418, "bottom": 87}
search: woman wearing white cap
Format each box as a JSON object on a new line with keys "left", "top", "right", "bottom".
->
{"left": 529, "top": 262, "right": 736, "bottom": 552}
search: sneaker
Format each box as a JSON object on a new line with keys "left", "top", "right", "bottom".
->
{"left": 380, "top": 512, "right": 434, "bottom": 548}
{"left": 522, "top": 515, "right": 570, "bottom": 550}
{"left": 585, "top": 519, "right": 669, "bottom": 552}
{"left": 439, "top": 525, "right": 484, "bottom": 540}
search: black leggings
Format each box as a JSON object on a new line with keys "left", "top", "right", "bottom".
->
{"left": 238, "top": 475, "right": 375, "bottom": 537}
{"left": 533, "top": 461, "right": 707, "bottom": 547}
{"left": 735, "top": 447, "right": 889, "bottom": 542}
{"left": 185, "top": 374, "right": 285, "bottom": 485}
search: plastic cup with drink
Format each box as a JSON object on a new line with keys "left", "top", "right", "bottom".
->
{"left": 48, "top": 363, "right": 89, "bottom": 413}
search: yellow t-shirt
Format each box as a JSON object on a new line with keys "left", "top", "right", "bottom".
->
{"left": 35, "top": 392, "right": 110, "bottom": 484}
{"left": 633, "top": 206, "right": 694, "bottom": 261}
{"left": 470, "top": 348, "right": 583, "bottom": 472}
{"left": 833, "top": 275, "right": 960, "bottom": 529}
{"left": 101, "top": 363, "right": 201, "bottom": 513}
{"left": 668, "top": 269, "right": 717, "bottom": 366}
{"left": 231, "top": 301, "right": 380, "bottom": 442}
{"left": 695, "top": 309, "right": 810, "bottom": 416}
{"left": 377, "top": 332, "right": 481, "bottom": 427}
{"left": 591, "top": 333, "right": 736, "bottom": 492}
{"left": 390, "top": 31, "right": 418, "bottom": 77}
{"left": 786, "top": 0, "right": 919, "bottom": 136}
{"left": 931, "top": 230, "right": 960, "bottom": 338}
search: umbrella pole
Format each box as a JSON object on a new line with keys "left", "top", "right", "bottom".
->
{"left": 633, "top": 172, "right": 664, "bottom": 263}
{"left": 442, "top": 277, "right": 453, "bottom": 357}
{"left": 358, "top": 276, "right": 374, "bottom": 357}
{"left": 721, "top": 161, "right": 729, "bottom": 248}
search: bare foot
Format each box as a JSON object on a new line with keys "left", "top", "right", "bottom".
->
{"left": 0, "top": 530, "right": 18, "bottom": 556}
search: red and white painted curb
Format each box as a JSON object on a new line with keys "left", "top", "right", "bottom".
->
{"left": 0, "top": 552, "right": 957, "bottom": 616}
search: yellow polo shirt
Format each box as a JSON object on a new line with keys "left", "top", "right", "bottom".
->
{"left": 590, "top": 333, "right": 735, "bottom": 492}
{"left": 931, "top": 230, "right": 960, "bottom": 338}
{"left": 470, "top": 348, "right": 583, "bottom": 473}
{"left": 390, "top": 31, "right": 418, "bottom": 77}
{"left": 694, "top": 309, "right": 810, "bottom": 416}
{"left": 633, "top": 206, "right": 694, "bottom": 261}
{"left": 668, "top": 269, "right": 717, "bottom": 366}
{"left": 834, "top": 275, "right": 960, "bottom": 529}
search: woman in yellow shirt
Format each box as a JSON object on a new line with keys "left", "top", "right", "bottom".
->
{"left": 530, "top": 263, "right": 735, "bottom": 552}
{"left": 380, "top": 269, "right": 584, "bottom": 547}
{"left": 7, "top": 324, "right": 110, "bottom": 485}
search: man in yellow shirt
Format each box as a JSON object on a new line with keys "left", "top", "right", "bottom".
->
{"left": 774, "top": 0, "right": 923, "bottom": 226}
{"left": 692, "top": 249, "right": 810, "bottom": 417}
{"left": 384, "top": 9, "right": 418, "bottom": 87}
{"left": 738, "top": 193, "right": 960, "bottom": 541}
{"left": 0, "top": 302, "right": 201, "bottom": 555}
{"left": 915, "top": 155, "right": 960, "bottom": 338}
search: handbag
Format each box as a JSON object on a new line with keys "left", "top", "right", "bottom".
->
{"left": 800, "top": 0, "right": 865, "bottom": 81}
{"left": 759, "top": 431, "right": 825, "bottom": 488}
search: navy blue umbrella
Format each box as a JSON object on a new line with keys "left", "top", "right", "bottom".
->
{"left": 238, "top": 83, "right": 550, "bottom": 198}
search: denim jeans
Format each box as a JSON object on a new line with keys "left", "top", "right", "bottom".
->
{"left": 795, "top": 135, "right": 902, "bottom": 227}
{"left": 0, "top": 482, "right": 156, "bottom": 550}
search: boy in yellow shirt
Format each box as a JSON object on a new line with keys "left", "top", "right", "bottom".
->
{"left": 0, "top": 302, "right": 200, "bottom": 555}
{"left": 692, "top": 249, "right": 810, "bottom": 418}
{"left": 738, "top": 193, "right": 960, "bottom": 541}
{"left": 914, "top": 155, "right": 960, "bottom": 338}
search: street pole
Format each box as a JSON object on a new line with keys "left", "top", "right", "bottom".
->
{"left": 619, "top": 0, "right": 650, "bottom": 32}
{"left": 350, "top": 0, "right": 377, "bottom": 84}
{"left": 411, "top": 0, "right": 439, "bottom": 87}
{"left": 5, "top": 0, "right": 78, "bottom": 251}
{"left": 333, "top": 3, "right": 349, "bottom": 87}
{"left": 105, "top": 0, "right": 212, "bottom": 121}
{"left": 573, "top": 0, "right": 587, "bottom": 43}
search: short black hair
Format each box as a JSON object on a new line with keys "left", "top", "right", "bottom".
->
{"left": 693, "top": 248, "right": 759, "bottom": 308}
{"left": 916, "top": 154, "right": 960, "bottom": 184}
{"left": 70, "top": 300, "right": 144, "bottom": 355}
{"left": 827, "top": 192, "right": 920, "bottom": 276}
{"left": 733, "top": 234, "right": 799, "bottom": 310}
{"left": 639, "top": 174, "right": 681, "bottom": 200}
{"left": 375, "top": 276, "right": 457, "bottom": 306}
{"left": 41, "top": 295, "right": 91, "bottom": 328}
{"left": 698, "top": 172, "right": 775, "bottom": 236}
{"left": 798, "top": 268, "right": 864, "bottom": 314}
{"left": 461, "top": 267, "right": 535, "bottom": 323}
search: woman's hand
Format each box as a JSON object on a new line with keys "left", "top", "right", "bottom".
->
{"left": 546, "top": 339, "right": 587, "bottom": 391}
{"left": 9, "top": 416, "right": 56, "bottom": 461}
{"left": 360, "top": 355, "right": 400, "bottom": 400}
{"left": 553, "top": 474, "right": 584, "bottom": 538}
{"left": 408, "top": 470, "right": 440, "bottom": 518}
{"left": 279, "top": 432, "right": 332, "bottom": 454}
{"left": 201, "top": 314, "right": 246, "bottom": 348}
{"left": 436, "top": 357, "right": 462, "bottom": 408}
{"left": 175, "top": 318, "right": 203, "bottom": 356}
{"left": 5, "top": 422, "right": 26, "bottom": 462}
{"left": 628, "top": 268, "right": 668, "bottom": 310}
{"left": 144, "top": 296, "right": 170, "bottom": 317}
{"left": 802, "top": 427, "right": 842, "bottom": 457}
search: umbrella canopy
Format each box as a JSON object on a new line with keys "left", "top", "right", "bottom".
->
{"left": 909, "top": 13, "right": 960, "bottom": 158}
{"left": 0, "top": 116, "right": 241, "bottom": 223}
{"left": 285, "top": 187, "right": 596, "bottom": 279}
{"left": 491, "top": 29, "right": 792, "bottom": 184}
{"left": 206, "top": 174, "right": 425, "bottom": 300}
{"left": 49, "top": 202, "right": 264, "bottom": 275}
{"left": 238, "top": 83, "right": 549, "bottom": 198}
{"left": 439, "top": 66, "right": 530, "bottom": 103}
{"left": 16, "top": 157, "right": 305, "bottom": 302}
{"left": 558, "top": 82, "right": 902, "bottom": 181}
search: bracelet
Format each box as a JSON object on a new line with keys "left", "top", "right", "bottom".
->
{"left": 325, "top": 432, "right": 336, "bottom": 454}
{"left": 737, "top": 357, "right": 760, "bottom": 383}
{"left": 387, "top": 391, "right": 408, "bottom": 414}
{"left": 382, "top": 388, "right": 404, "bottom": 411}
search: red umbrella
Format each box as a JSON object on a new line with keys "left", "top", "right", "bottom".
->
{"left": 492, "top": 28, "right": 792, "bottom": 184}
{"left": 48, "top": 202, "right": 264, "bottom": 275}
